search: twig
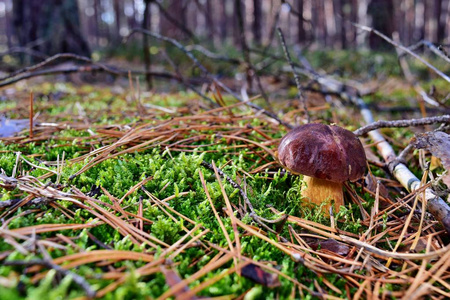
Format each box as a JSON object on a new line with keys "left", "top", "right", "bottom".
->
{"left": 200, "top": 161, "right": 287, "bottom": 238}
{"left": 351, "top": 22, "right": 450, "bottom": 83}
{"left": 393, "top": 32, "right": 440, "bottom": 107}
{"left": 0, "top": 53, "right": 118, "bottom": 82}
{"left": 185, "top": 45, "right": 241, "bottom": 64}
{"left": 0, "top": 197, "right": 51, "bottom": 210}
{"left": 353, "top": 115, "right": 450, "bottom": 136}
{"left": 0, "top": 64, "right": 180, "bottom": 88}
{"left": 126, "top": 28, "right": 293, "bottom": 129}
{"left": 152, "top": 0, "right": 197, "bottom": 41}
{"left": 235, "top": 0, "right": 272, "bottom": 109}
{"left": 404, "top": 40, "right": 450, "bottom": 64}
{"left": 277, "top": 28, "right": 310, "bottom": 123}
{"left": 3, "top": 259, "right": 96, "bottom": 298}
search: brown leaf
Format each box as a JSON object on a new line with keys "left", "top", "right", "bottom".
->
{"left": 240, "top": 263, "right": 280, "bottom": 288}
{"left": 161, "top": 266, "right": 198, "bottom": 300}
{"left": 365, "top": 174, "right": 391, "bottom": 205}
{"left": 308, "top": 238, "right": 350, "bottom": 257}
{"left": 412, "top": 131, "right": 450, "bottom": 187}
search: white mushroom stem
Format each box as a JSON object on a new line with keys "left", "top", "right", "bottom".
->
{"left": 301, "top": 176, "right": 344, "bottom": 214}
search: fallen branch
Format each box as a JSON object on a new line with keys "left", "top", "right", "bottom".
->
{"left": 0, "top": 66, "right": 181, "bottom": 89}
{"left": 353, "top": 115, "right": 450, "bottom": 136}
{"left": 127, "top": 28, "right": 293, "bottom": 129}
{"left": 351, "top": 22, "right": 450, "bottom": 83}
{"left": 277, "top": 28, "right": 310, "bottom": 123}
{"left": 200, "top": 161, "right": 287, "bottom": 238}
{"left": 3, "top": 259, "right": 96, "bottom": 298}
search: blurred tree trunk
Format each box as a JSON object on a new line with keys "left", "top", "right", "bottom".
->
{"left": 252, "top": 0, "right": 262, "bottom": 45}
{"left": 206, "top": 0, "right": 214, "bottom": 41}
{"left": 296, "top": 0, "right": 305, "bottom": 43}
{"left": 233, "top": 0, "right": 245, "bottom": 46}
{"left": 160, "top": 0, "right": 185, "bottom": 38}
{"left": 434, "top": 0, "right": 445, "bottom": 43}
{"left": 13, "top": 0, "right": 91, "bottom": 61}
{"left": 335, "top": 0, "right": 347, "bottom": 49}
{"left": 219, "top": 1, "right": 228, "bottom": 43}
{"left": 367, "top": 0, "right": 394, "bottom": 50}
{"left": 143, "top": 0, "right": 152, "bottom": 89}
{"left": 113, "top": 0, "right": 122, "bottom": 44}
{"left": 93, "top": 0, "right": 100, "bottom": 47}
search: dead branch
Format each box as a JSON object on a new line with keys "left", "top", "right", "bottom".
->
{"left": 152, "top": 0, "right": 197, "bottom": 41}
{"left": 353, "top": 115, "right": 450, "bottom": 136}
{"left": 200, "top": 160, "right": 288, "bottom": 238}
{"left": 235, "top": 0, "right": 272, "bottom": 109}
{"left": 351, "top": 22, "right": 450, "bottom": 83}
{"left": 3, "top": 259, "right": 96, "bottom": 298}
{"left": 127, "top": 28, "right": 293, "bottom": 129}
{"left": 0, "top": 197, "right": 51, "bottom": 210}
{"left": 277, "top": 28, "right": 310, "bottom": 123}
{"left": 185, "top": 45, "right": 241, "bottom": 64}
{"left": 0, "top": 53, "right": 118, "bottom": 82}
{"left": 393, "top": 32, "right": 441, "bottom": 107}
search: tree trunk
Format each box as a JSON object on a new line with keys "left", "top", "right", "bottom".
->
{"left": 296, "top": 0, "right": 305, "bottom": 44}
{"left": 252, "top": 0, "right": 262, "bottom": 45}
{"left": 367, "top": 0, "right": 394, "bottom": 50}
{"left": 113, "top": 0, "right": 122, "bottom": 44}
{"left": 143, "top": 0, "right": 152, "bottom": 89}
{"left": 13, "top": 0, "right": 91, "bottom": 61}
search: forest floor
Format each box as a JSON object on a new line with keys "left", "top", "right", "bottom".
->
{"left": 0, "top": 49, "right": 449, "bottom": 299}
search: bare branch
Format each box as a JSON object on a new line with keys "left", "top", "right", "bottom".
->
{"left": 3, "top": 259, "right": 96, "bottom": 298}
{"left": 353, "top": 115, "right": 450, "bottom": 136}
{"left": 127, "top": 28, "right": 293, "bottom": 129}
{"left": 277, "top": 28, "right": 310, "bottom": 123}
{"left": 351, "top": 22, "right": 450, "bottom": 83}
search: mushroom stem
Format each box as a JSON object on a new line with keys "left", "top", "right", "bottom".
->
{"left": 301, "top": 176, "right": 344, "bottom": 214}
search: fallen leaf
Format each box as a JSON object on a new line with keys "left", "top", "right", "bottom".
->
{"left": 240, "top": 263, "right": 280, "bottom": 288}
{"left": 161, "top": 266, "right": 197, "bottom": 300}
{"left": 411, "top": 131, "right": 450, "bottom": 187}
{"left": 365, "top": 174, "right": 391, "bottom": 206}
{"left": 308, "top": 238, "right": 350, "bottom": 257}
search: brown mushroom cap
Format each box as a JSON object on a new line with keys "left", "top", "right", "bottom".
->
{"left": 278, "top": 123, "right": 367, "bottom": 183}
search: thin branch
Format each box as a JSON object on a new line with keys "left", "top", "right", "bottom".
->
{"left": 277, "top": 28, "right": 310, "bottom": 123}
{"left": 152, "top": 0, "right": 197, "bottom": 41}
{"left": 0, "top": 197, "right": 51, "bottom": 210}
{"left": 3, "top": 259, "right": 96, "bottom": 298}
{"left": 351, "top": 22, "right": 450, "bottom": 83}
{"left": 200, "top": 161, "right": 287, "bottom": 238}
{"left": 0, "top": 65, "right": 181, "bottom": 88}
{"left": 126, "top": 28, "right": 293, "bottom": 129}
{"left": 353, "top": 115, "right": 450, "bottom": 136}
{"left": 0, "top": 53, "right": 117, "bottom": 82}
{"left": 235, "top": 0, "right": 272, "bottom": 109}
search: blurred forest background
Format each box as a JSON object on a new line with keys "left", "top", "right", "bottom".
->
{"left": 0, "top": 0, "right": 449, "bottom": 62}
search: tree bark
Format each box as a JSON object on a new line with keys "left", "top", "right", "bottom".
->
{"left": 252, "top": 0, "right": 262, "bottom": 45}
{"left": 367, "top": 0, "right": 394, "bottom": 50}
{"left": 296, "top": 0, "right": 305, "bottom": 43}
{"left": 143, "top": 0, "right": 152, "bottom": 89}
{"left": 12, "top": 0, "right": 91, "bottom": 61}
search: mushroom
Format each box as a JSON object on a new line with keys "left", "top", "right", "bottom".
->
{"left": 277, "top": 123, "right": 367, "bottom": 213}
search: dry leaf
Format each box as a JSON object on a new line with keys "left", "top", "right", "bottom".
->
{"left": 308, "top": 238, "right": 350, "bottom": 257}
{"left": 412, "top": 131, "right": 450, "bottom": 187}
{"left": 240, "top": 263, "right": 280, "bottom": 288}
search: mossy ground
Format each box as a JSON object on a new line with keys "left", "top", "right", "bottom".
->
{"left": 0, "top": 50, "right": 449, "bottom": 299}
